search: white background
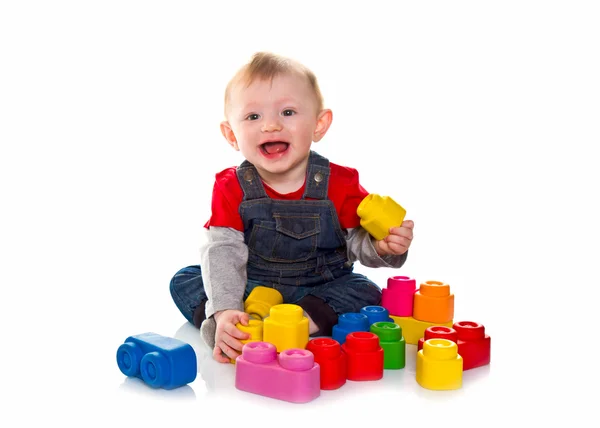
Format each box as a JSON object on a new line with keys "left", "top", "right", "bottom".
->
{"left": 1, "top": 1, "right": 598, "bottom": 426}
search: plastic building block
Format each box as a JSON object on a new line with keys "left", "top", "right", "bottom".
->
{"left": 356, "top": 194, "right": 407, "bottom": 240}
{"left": 235, "top": 342, "right": 320, "bottom": 403}
{"left": 416, "top": 322, "right": 491, "bottom": 371}
{"left": 454, "top": 321, "right": 491, "bottom": 370}
{"left": 416, "top": 338, "right": 463, "bottom": 390}
{"left": 370, "top": 322, "right": 405, "bottom": 369}
{"left": 390, "top": 315, "right": 454, "bottom": 345}
{"left": 244, "top": 286, "right": 283, "bottom": 320}
{"left": 116, "top": 332, "right": 197, "bottom": 390}
{"left": 360, "top": 305, "right": 394, "bottom": 325}
{"left": 332, "top": 312, "right": 370, "bottom": 345}
{"left": 341, "top": 332, "right": 384, "bottom": 381}
{"left": 231, "top": 319, "right": 264, "bottom": 364}
{"left": 306, "top": 338, "right": 347, "bottom": 390}
{"left": 413, "top": 280, "right": 455, "bottom": 323}
{"left": 418, "top": 325, "right": 458, "bottom": 351}
{"left": 381, "top": 275, "right": 417, "bottom": 317}
{"left": 263, "top": 304, "right": 309, "bottom": 352}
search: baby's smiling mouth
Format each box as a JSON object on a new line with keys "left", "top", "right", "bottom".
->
{"left": 260, "top": 141, "right": 289, "bottom": 155}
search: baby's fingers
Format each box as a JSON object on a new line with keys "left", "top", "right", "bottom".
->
{"left": 236, "top": 311, "right": 250, "bottom": 326}
{"left": 226, "top": 322, "right": 251, "bottom": 341}
{"left": 217, "top": 340, "right": 241, "bottom": 361}
{"left": 389, "top": 226, "right": 414, "bottom": 241}
{"left": 221, "top": 328, "right": 245, "bottom": 351}
{"left": 212, "top": 345, "right": 231, "bottom": 364}
{"left": 401, "top": 220, "right": 414, "bottom": 230}
{"left": 386, "top": 233, "right": 411, "bottom": 246}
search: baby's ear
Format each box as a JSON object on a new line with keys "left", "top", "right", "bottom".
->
{"left": 313, "top": 109, "right": 333, "bottom": 142}
{"left": 220, "top": 121, "right": 239, "bottom": 150}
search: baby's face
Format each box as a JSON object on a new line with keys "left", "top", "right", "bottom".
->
{"left": 225, "top": 72, "right": 320, "bottom": 179}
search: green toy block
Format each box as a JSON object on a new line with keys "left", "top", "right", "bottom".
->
{"left": 370, "top": 322, "right": 406, "bottom": 369}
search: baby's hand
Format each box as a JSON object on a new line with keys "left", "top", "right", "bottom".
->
{"left": 375, "top": 220, "right": 414, "bottom": 256}
{"left": 212, "top": 309, "right": 251, "bottom": 363}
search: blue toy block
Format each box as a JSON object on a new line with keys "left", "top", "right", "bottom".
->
{"left": 331, "top": 313, "right": 369, "bottom": 345}
{"left": 360, "top": 305, "right": 394, "bottom": 325}
{"left": 116, "top": 332, "right": 197, "bottom": 389}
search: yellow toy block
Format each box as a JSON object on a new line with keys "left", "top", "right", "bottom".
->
{"left": 356, "top": 194, "right": 407, "bottom": 241}
{"left": 390, "top": 315, "right": 454, "bottom": 345}
{"left": 244, "top": 286, "right": 284, "bottom": 320}
{"left": 416, "top": 339, "right": 463, "bottom": 390}
{"left": 230, "top": 319, "right": 263, "bottom": 364}
{"left": 263, "top": 304, "right": 309, "bottom": 353}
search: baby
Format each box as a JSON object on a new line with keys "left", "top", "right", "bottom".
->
{"left": 169, "top": 52, "right": 415, "bottom": 362}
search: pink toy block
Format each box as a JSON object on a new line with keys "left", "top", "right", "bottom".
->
{"left": 235, "top": 341, "right": 320, "bottom": 404}
{"left": 381, "top": 276, "right": 417, "bottom": 317}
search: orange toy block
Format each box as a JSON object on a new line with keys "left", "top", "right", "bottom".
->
{"left": 412, "top": 280, "right": 454, "bottom": 324}
{"left": 390, "top": 315, "right": 454, "bottom": 345}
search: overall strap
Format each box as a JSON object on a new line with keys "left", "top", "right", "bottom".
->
{"left": 302, "top": 151, "right": 330, "bottom": 200}
{"left": 236, "top": 161, "right": 268, "bottom": 200}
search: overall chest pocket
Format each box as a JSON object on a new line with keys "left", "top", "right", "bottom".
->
{"left": 248, "top": 213, "right": 321, "bottom": 262}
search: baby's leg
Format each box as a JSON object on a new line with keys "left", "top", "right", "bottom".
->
{"left": 296, "top": 273, "right": 382, "bottom": 337}
{"left": 169, "top": 265, "right": 207, "bottom": 328}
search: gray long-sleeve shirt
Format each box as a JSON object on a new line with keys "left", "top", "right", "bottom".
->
{"left": 199, "top": 226, "right": 407, "bottom": 349}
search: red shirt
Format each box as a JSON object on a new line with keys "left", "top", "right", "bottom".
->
{"left": 204, "top": 163, "right": 369, "bottom": 231}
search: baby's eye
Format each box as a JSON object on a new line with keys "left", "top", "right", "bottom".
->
{"left": 282, "top": 109, "right": 296, "bottom": 116}
{"left": 246, "top": 114, "right": 260, "bottom": 121}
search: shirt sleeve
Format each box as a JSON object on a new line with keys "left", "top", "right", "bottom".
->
{"left": 336, "top": 167, "right": 370, "bottom": 229}
{"left": 200, "top": 226, "right": 248, "bottom": 320}
{"left": 204, "top": 169, "right": 244, "bottom": 232}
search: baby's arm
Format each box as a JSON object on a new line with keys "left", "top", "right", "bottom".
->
{"left": 199, "top": 226, "right": 251, "bottom": 362}
{"left": 345, "top": 226, "right": 409, "bottom": 268}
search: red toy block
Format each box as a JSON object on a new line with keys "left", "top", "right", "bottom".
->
{"left": 341, "top": 332, "right": 384, "bottom": 381}
{"left": 454, "top": 321, "right": 491, "bottom": 370}
{"left": 417, "top": 325, "right": 459, "bottom": 351}
{"left": 306, "top": 338, "right": 347, "bottom": 390}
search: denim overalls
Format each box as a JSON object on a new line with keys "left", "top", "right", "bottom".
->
{"left": 170, "top": 151, "right": 382, "bottom": 332}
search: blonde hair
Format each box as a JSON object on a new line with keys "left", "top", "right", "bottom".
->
{"left": 224, "top": 52, "right": 324, "bottom": 117}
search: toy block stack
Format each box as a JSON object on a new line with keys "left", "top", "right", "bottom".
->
{"left": 383, "top": 278, "right": 455, "bottom": 345}
{"left": 418, "top": 322, "right": 491, "bottom": 370}
{"left": 230, "top": 286, "right": 283, "bottom": 364}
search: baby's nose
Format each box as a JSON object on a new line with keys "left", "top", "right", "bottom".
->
{"left": 261, "top": 118, "right": 282, "bottom": 132}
